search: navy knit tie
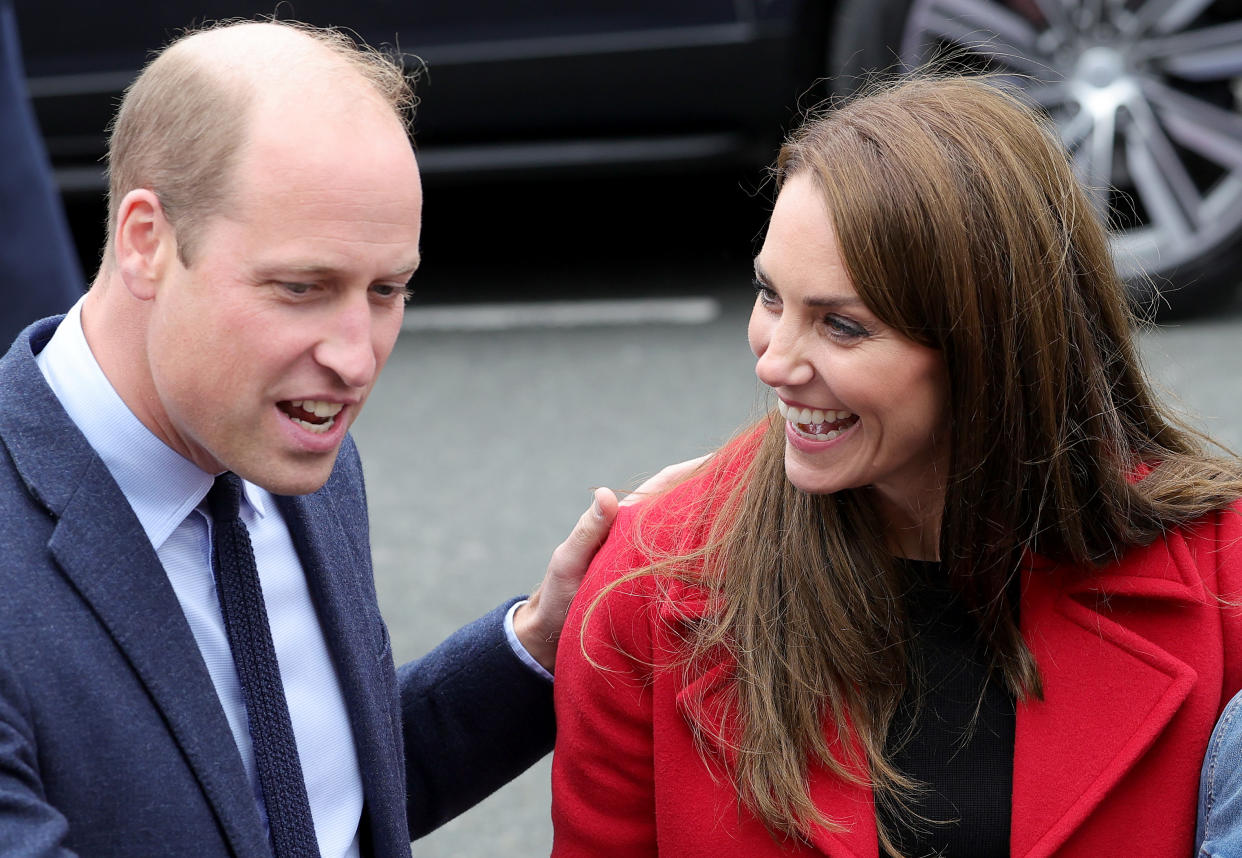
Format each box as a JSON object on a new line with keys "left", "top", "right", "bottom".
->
{"left": 208, "top": 472, "right": 321, "bottom": 858}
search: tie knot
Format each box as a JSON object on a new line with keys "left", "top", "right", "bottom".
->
{"left": 208, "top": 471, "right": 244, "bottom": 522}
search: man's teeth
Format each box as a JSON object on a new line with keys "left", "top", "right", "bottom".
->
{"left": 286, "top": 399, "right": 343, "bottom": 434}
{"left": 290, "top": 416, "right": 333, "bottom": 434}
{"left": 290, "top": 399, "right": 344, "bottom": 419}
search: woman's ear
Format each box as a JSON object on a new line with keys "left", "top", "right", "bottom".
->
{"left": 113, "top": 189, "right": 177, "bottom": 300}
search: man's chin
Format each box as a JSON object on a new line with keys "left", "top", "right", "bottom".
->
{"left": 233, "top": 454, "right": 338, "bottom": 497}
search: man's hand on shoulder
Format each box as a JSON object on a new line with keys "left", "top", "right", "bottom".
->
{"left": 512, "top": 455, "right": 710, "bottom": 672}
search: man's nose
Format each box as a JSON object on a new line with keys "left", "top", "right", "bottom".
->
{"left": 314, "top": 298, "right": 378, "bottom": 389}
{"left": 754, "top": 322, "right": 814, "bottom": 389}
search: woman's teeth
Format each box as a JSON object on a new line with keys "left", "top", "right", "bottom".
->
{"left": 776, "top": 400, "right": 858, "bottom": 440}
{"left": 777, "top": 401, "right": 854, "bottom": 425}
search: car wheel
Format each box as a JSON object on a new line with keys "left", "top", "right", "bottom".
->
{"left": 829, "top": 0, "right": 1242, "bottom": 315}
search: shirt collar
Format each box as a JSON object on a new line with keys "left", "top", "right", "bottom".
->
{"left": 35, "top": 298, "right": 269, "bottom": 550}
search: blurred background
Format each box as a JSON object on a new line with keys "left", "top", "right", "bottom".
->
{"left": 22, "top": 0, "right": 1242, "bottom": 312}
{"left": 12, "top": 1, "right": 1242, "bottom": 854}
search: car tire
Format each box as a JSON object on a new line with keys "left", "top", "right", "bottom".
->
{"left": 827, "top": 0, "right": 1242, "bottom": 316}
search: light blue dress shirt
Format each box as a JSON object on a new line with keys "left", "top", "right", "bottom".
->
{"left": 36, "top": 299, "right": 364, "bottom": 858}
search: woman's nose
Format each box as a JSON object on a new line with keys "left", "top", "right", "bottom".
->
{"left": 753, "top": 321, "right": 814, "bottom": 389}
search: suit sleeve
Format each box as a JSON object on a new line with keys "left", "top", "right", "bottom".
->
{"left": 0, "top": 652, "right": 77, "bottom": 857}
{"left": 551, "top": 505, "right": 659, "bottom": 857}
{"left": 397, "top": 598, "right": 555, "bottom": 838}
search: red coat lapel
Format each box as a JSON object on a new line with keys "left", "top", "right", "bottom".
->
{"left": 804, "top": 769, "right": 879, "bottom": 858}
{"left": 665, "top": 536, "right": 1207, "bottom": 858}
{"left": 668, "top": 584, "right": 879, "bottom": 858}
{"left": 1011, "top": 544, "right": 1204, "bottom": 857}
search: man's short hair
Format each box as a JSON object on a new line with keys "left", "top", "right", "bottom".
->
{"left": 103, "top": 19, "right": 415, "bottom": 266}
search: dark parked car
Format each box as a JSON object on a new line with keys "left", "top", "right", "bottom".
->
{"left": 17, "top": 0, "right": 1242, "bottom": 311}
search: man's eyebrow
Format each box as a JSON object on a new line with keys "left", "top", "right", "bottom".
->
{"left": 255, "top": 257, "right": 421, "bottom": 281}
{"left": 390, "top": 259, "right": 421, "bottom": 281}
{"left": 254, "top": 262, "right": 344, "bottom": 281}
{"left": 752, "top": 259, "right": 866, "bottom": 309}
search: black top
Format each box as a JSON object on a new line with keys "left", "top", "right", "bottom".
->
{"left": 875, "top": 560, "right": 1016, "bottom": 858}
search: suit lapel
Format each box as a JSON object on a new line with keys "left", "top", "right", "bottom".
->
{"left": 1011, "top": 549, "right": 1202, "bottom": 857}
{"left": 49, "top": 466, "right": 270, "bottom": 858}
{"left": 0, "top": 325, "right": 268, "bottom": 858}
{"left": 279, "top": 487, "right": 408, "bottom": 857}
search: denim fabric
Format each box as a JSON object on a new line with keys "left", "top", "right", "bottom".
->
{"left": 1199, "top": 691, "right": 1242, "bottom": 856}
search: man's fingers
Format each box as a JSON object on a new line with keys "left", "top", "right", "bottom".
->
{"left": 557, "top": 487, "right": 619, "bottom": 559}
{"left": 517, "top": 488, "right": 621, "bottom": 670}
{"left": 620, "top": 454, "right": 711, "bottom": 506}
{"left": 539, "top": 487, "right": 618, "bottom": 596}
{"left": 544, "top": 488, "right": 618, "bottom": 592}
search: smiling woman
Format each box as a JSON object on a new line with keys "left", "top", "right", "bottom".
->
{"left": 747, "top": 180, "right": 951, "bottom": 551}
{"left": 550, "top": 75, "right": 1242, "bottom": 858}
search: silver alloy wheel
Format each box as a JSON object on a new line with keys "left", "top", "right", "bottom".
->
{"left": 899, "top": 0, "right": 1242, "bottom": 287}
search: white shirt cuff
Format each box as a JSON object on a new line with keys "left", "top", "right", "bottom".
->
{"left": 504, "top": 599, "right": 554, "bottom": 682}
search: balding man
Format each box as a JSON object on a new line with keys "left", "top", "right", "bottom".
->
{"left": 0, "top": 20, "right": 639, "bottom": 858}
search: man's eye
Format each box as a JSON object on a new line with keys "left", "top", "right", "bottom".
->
{"left": 283, "top": 282, "right": 313, "bottom": 296}
{"left": 372, "top": 283, "right": 408, "bottom": 299}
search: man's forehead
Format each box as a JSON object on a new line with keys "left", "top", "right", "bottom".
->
{"left": 227, "top": 107, "right": 417, "bottom": 205}
{"left": 240, "top": 87, "right": 414, "bottom": 168}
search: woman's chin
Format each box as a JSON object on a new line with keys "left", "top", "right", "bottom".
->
{"left": 783, "top": 453, "right": 848, "bottom": 496}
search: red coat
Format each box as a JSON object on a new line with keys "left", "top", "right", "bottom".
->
{"left": 551, "top": 459, "right": 1242, "bottom": 858}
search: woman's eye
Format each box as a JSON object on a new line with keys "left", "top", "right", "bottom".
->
{"left": 825, "top": 315, "right": 869, "bottom": 340}
{"left": 753, "top": 280, "right": 779, "bottom": 307}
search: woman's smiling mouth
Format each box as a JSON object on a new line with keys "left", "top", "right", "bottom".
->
{"left": 777, "top": 399, "right": 859, "bottom": 441}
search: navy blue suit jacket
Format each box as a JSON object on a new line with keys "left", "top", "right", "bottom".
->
{"left": 0, "top": 318, "right": 555, "bottom": 856}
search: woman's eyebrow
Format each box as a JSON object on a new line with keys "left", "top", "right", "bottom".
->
{"left": 754, "top": 259, "right": 865, "bottom": 309}
{"left": 804, "top": 295, "right": 866, "bottom": 309}
{"left": 752, "top": 259, "right": 769, "bottom": 284}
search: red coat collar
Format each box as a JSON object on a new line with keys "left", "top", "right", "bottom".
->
{"left": 666, "top": 535, "right": 1210, "bottom": 858}
{"left": 1012, "top": 534, "right": 1206, "bottom": 857}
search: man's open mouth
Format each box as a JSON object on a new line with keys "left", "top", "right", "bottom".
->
{"left": 278, "top": 399, "right": 344, "bottom": 435}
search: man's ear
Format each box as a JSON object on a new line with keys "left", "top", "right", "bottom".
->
{"left": 114, "top": 189, "right": 178, "bottom": 300}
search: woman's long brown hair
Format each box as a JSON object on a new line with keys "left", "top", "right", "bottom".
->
{"left": 586, "top": 75, "right": 1242, "bottom": 855}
